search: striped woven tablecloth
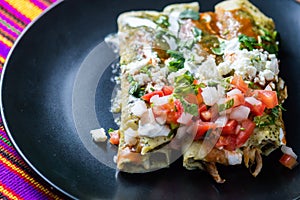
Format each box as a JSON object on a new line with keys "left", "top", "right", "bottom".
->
{"left": 0, "top": 0, "right": 68, "bottom": 199}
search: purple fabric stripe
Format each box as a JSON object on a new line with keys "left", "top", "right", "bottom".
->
{"left": 0, "top": 128, "right": 9, "bottom": 140}
{"left": 0, "top": 22, "right": 18, "bottom": 38}
{"left": 0, "top": 139, "right": 15, "bottom": 154}
{"left": 0, "top": 43, "right": 10, "bottom": 58}
{"left": 0, "top": 166, "right": 46, "bottom": 200}
{"left": 29, "top": 0, "right": 47, "bottom": 10}
{"left": 0, "top": 1, "right": 31, "bottom": 24}
{"left": 0, "top": 12, "right": 23, "bottom": 32}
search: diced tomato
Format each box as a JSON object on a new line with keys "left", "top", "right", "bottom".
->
{"left": 185, "top": 93, "right": 199, "bottom": 104}
{"left": 215, "top": 135, "right": 237, "bottom": 151}
{"left": 198, "top": 104, "right": 207, "bottom": 115}
{"left": 196, "top": 88, "right": 203, "bottom": 105}
{"left": 154, "top": 99, "right": 183, "bottom": 124}
{"left": 193, "top": 79, "right": 200, "bottom": 85}
{"left": 236, "top": 119, "right": 256, "bottom": 148}
{"left": 200, "top": 110, "right": 212, "bottom": 121}
{"left": 109, "top": 131, "right": 120, "bottom": 145}
{"left": 231, "top": 74, "right": 249, "bottom": 93}
{"left": 162, "top": 86, "right": 174, "bottom": 95}
{"left": 255, "top": 90, "right": 278, "bottom": 109}
{"left": 222, "top": 120, "right": 238, "bottom": 135}
{"left": 194, "top": 122, "right": 216, "bottom": 140}
{"left": 141, "top": 90, "right": 164, "bottom": 102}
{"left": 244, "top": 101, "right": 266, "bottom": 116}
{"left": 279, "top": 154, "right": 299, "bottom": 169}
{"left": 227, "top": 93, "right": 245, "bottom": 107}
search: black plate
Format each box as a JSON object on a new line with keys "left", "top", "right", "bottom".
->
{"left": 1, "top": 0, "right": 300, "bottom": 199}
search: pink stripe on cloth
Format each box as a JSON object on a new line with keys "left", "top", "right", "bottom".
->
{"left": 0, "top": 0, "right": 31, "bottom": 24}
{"left": 29, "top": 0, "right": 48, "bottom": 10}
{"left": 0, "top": 12, "right": 23, "bottom": 32}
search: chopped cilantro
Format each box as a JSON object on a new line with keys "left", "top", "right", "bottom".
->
{"left": 140, "top": 65, "right": 152, "bottom": 77}
{"left": 108, "top": 128, "right": 115, "bottom": 133}
{"left": 180, "top": 97, "right": 199, "bottom": 116}
{"left": 238, "top": 34, "right": 258, "bottom": 51}
{"left": 167, "top": 50, "right": 185, "bottom": 72}
{"left": 179, "top": 9, "right": 200, "bottom": 20}
{"left": 127, "top": 75, "right": 145, "bottom": 98}
{"left": 156, "top": 15, "right": 170, "bottom": 28}
{"left": 212, "top": 41, "right": 226, "bottom": 55}
{"left": 218, "top": 98, "right": 234, "bottom": 112}
{"left": 253, "top": 104, "right": 284, "bottom": 127}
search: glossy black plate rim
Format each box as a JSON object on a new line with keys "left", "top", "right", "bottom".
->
{"left": 0, "top": 0, "right": 74, "bottom": 199}
{"left": 0, "top": 0, "right": 299, "bottom": 199}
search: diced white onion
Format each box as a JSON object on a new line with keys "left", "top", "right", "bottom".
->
{"left": 131, "top": 100, "right": 147, "bottom": 117}
{"left": 217, "top": 97, "right": 226, "bottom": 105}
{"left": 281, "top": 145, "right": 298, "bottom": 159}
{"left": 279, "top": 128, "right": 286, "bottom": 145}
{"left": 124, "top": 128, "right": 137, "bottom": 146}
{"left": 177, "top": 112, "right": 193, "bottom": 125}
{"left": 227, "top": 88, "right": 242, "bottom": 97}
{"left": 225, "top": 150, "right": 242, "bottom": 165}
{"left": 138, "top": 122, "right": 170, "bottom": 137}
{"left": 214, "top": 115, "right": 228, "bottom": 127}
{"left": 138, "top": 108, "right": 170, "bottom": 137}
{"left": 230, "top": 106, "right": 250, "bottom": 121}
{"left": 155, "top": 115, "right": 167, "bottom": 125}
{"left": 150, "top": 95, "right": 170, "bottom": 106}
{"left": 201, "top": 87, "right": 219, "bottom": 106}
{"left": 245, "top": 97, "right": 262, "bottom": 106}
{"left": 264, "top": 84, "right": 273, "bottom": 91}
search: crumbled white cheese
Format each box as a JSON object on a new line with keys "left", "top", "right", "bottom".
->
{"left": 104, "top": 33, "right": 119, "bottom": 54}
{"left": 90, "top": 128, "right": 107, "bottom": 142}
{"left": 167, "top": 68, "right": 188, "bottom": 85}
{"left": 134, "top": 73, "right": 151, "bottom": 85}
{"left": 120, "top": 16, "right": 157, "bottom": 29}
{"left": 217, "top": 38, "right": 279, "bottom": 86}
{"left": 167, "top": 10, "right": 181, "bottom": 35}
{"left": 122, "top": 58, "right": 150, "bottom": 75}
{"left": 195, "top": 56, "right": 221, "bottom": 81}
{"left": 111, "top": 89, "right": 122, "bottom": 113}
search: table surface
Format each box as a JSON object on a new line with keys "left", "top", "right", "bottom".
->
{"left": 0, "top": 0, "right": 68, "bottom": 199}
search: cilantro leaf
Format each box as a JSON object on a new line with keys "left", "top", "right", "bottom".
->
{"left": 180, "top": 97, "right": 199, "bottom": 116}
{"left": 212, "top": 41, "right": 226, "bottom": 55}
{"left": 238, "top": 34, "right": 258, "bottom": 51}
{"left": 179, "top": 9, "right": 200, "bottom": 20}
{"left": 108, "top": 128, "right": 115, "bottom": 133}
{"left": 155, "top": 15, "right": 170, "bottom": 28}
{"left": 218, "top": 98, "right": 234, "bottom": 112}
{"left": 127, "top": 75, "right": 145, "bottom": 98}
{"left": 167, "top": 50, "right": 185, "bottom": 72}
